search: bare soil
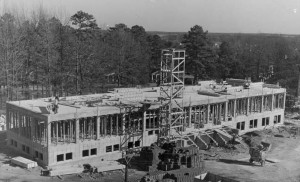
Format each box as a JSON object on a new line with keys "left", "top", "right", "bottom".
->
{"left": 205, "top": 121, "right": 300, "bottom": 182}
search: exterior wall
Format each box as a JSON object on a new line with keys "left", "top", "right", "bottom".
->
{"left": 5, "top": 87, "right": 286, "bottom": 167}
{"left": 6, "top": 103, "right": 49, "bottom": 167}
{"left": 7, "top": 131, "right": 48, "bottom": 166}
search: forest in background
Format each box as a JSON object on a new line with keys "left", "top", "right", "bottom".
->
{"left": 0, "top": 8, "right": 300, "bottom": 106}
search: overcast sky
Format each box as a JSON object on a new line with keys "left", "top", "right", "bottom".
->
{"left": 2, "top": 0, "right": 300, "bottom": 34}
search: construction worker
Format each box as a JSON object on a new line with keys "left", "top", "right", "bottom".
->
{"left": 53, "top": 96, "right": 59, "bottom": 114}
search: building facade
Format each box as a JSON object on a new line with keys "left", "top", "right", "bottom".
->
{"left": 6, "top": 80, "right": 286, "bottom": 167}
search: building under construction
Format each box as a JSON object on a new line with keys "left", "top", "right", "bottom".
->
{"left": 5, "top": 49, "right": 286, "bottom": 168}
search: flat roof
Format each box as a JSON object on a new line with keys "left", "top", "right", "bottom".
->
{"left": 7, "top": 81, "right": 286, "bottom": 121}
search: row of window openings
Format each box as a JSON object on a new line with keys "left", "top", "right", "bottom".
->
{"left": 57, "top": 152, "right": 73, "bottom": 162}
{"left": 106, "top": 141, "right": 140, "bottom": 153}
{"left": 236, "top": 115, "right": 281, "bottom": 130}
{"left": 57, "top": 141, "right": 141, "bottom": 162}
{"left": 10, "top": 140, "right": 43, "bottom": 160}
{"left": 148, "top": 130, "right": 159, "bottom": 135}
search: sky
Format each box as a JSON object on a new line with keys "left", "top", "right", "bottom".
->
{"left": 1, "top": 0, "right": 300, "bottom": 34}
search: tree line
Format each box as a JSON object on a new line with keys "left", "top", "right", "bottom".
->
{"left": 0, "top": 10, "right": 172, "bottom": 100}
{"left": 0, "top": 10, "right": 299, "bottom": 102}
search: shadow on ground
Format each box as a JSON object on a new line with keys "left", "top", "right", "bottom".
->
{"left": 218, "top": 159, "right": 258, "bottom": 166}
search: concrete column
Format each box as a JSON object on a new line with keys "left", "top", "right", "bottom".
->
{"left": 233, "top": 100, "right": 236, "bottom": 118}
{"left": 56, "top": 122, "right": 58, "bottom": 143}
{"left": 188, "top": 106, "right": 192, "bottom": 127}
{"left": 261, "top": 96, "right": 264, "bottom": 113}
{"left": 104, "top": 116, "right": 107, "bottom": 136}
{"left": 63, "top": 121, "right": 65, "bottom": 142}
{"left": 142, "top": 110, "right": 147, "bottom": 146}
{"left": 142, "top": 111, "right": 146, "bottom": 132}
{"left": 283, "top": 92, "right": 286, "bottom": 109}
{"left": 47, "top": 120, "right": 51, "bottom": 146}
{"left": 218, "top": 104, "right": 221, "bottom": 124}
{"left": 30, "top": 117, "right": 34, "bottom": 140}
{"left": 96, "top": 116, "right": 100, "bottom": 139}
{"left": 207, "top": 104, "right": 210, "bottom": 123}
{"left": 6, "top": 109, "right": 9, "bottom": 130}
{"left": 75, "top": 118, "right": 79, "bottom": 143}
{"left": 18, "top": 112, "right": 21, "bottom": 136}
{"left": 225, "top": 102, "right": 228, "bottom": 122}
{"left": 246, "top": 98, "right": 250, "bottom": 116}
{"left": 116, "top": 115, "right": 119, "bottom": 135}
{"left": 110, "top": 115, "right": 113, "bottom": 136}
{"left": 271, "top": 94, "right": 274, "bottom": 111}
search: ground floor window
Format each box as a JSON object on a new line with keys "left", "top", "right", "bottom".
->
{"left": 249, "top": 119, "right": 258, "bottom": 129}
{"left": 82, "top": 150, "right": 89, "bottom": 157}
{"left": 91, "top": 148, "right": 97, "bottom": 155}
{"left": 262, "top": 117, "right": 270, "bottom": 126}
{"left": 106, "top": 146, "right": 112, "bottom": 153}
{"left": 39, "top": 153, "right": 43, "bottom": 160}
{"left": 26, "top": 146, "right": 30, "bottom": 154}
{"left": 135, "top": 141, "right": 140, "bottom": 147}
{"left": 236, "top": 121, "right": 245, "bottom": 130}
{"left": 66, "top": 153, "right": 73, "bottom": 160}
{"left": 113, "top": 144, "right": 119, "bottom": 151}
{"left": 57, "top": 154, "right": 64, "bottom": 162}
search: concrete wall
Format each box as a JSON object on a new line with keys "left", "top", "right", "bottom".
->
{"left": 7, "top": 131, "right": 48, "bottom": 166}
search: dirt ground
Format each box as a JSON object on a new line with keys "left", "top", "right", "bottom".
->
{"left": 205, "top": 115, "right": 300, "bottom": 182}
{"left": 1, "top": 114, "right": 300, "bottom": 182}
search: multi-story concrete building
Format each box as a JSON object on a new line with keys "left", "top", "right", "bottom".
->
{"left": 6, "top": 80, "right": 286, "bottom": 168}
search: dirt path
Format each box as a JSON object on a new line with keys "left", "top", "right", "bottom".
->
{"left": 205, "top": 136, "right": 300, "bottom": 182}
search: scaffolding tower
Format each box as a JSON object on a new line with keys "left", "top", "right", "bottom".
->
{"left": 159, "top": 49, "right": 186, "bottom": 143}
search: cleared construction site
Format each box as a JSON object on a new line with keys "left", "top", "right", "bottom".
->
{"left": 4, "top": 49, "right": 287, "bottom": 181}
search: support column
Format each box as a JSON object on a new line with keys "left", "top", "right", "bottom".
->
{"left": 110, "top": 115, "right": 113, "bottom": 136}
{"left": 188, "top": 107, "right": 192, "bottom": 127}
{"left": 63, "top": 121, "right": 65, "bottom": 142}
{"left": 96, "top": 116, "right": 100, "bottom": 139}
{"left": 233, "top": 100, "right": 236, "bottom": 118}
{"left": 225, "top": 102, "right": 228, "bottom": 122}
{"left": 104, "top": 116, "right": 107, "bottom": 136}
{"left": 283, "top": 92, "right": 286, "bottom": 109}
{"left": 47, "top": 120, "right": 51, "bottom": 147}
{"left": 75, "top": 119, "right": 79, "bottom": 143}
{"left": 207, "top": 104, "right": 210, "bottom": 123}
{"left": 261, "top": 96, "right": 264, "bottom": 113}
{"left": 271, "top": 94, "right": 274, "bottom": 111}
{"left": 116, "top": 115, "right": 119, "bottom": 135}
{"left": 246, "top": 98, "right": 250, "bottom": 115}
{"left": 18, "top": 112, "right": 21, "bottom": 136}
{"left": 142, "top": 111, "right": 146, "bottom": 132}
{"left": 30, "top": 117, "right": 34, "bottom": 140}
{"left": 56, "top": 122, "right": 58, "bottom": 143}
